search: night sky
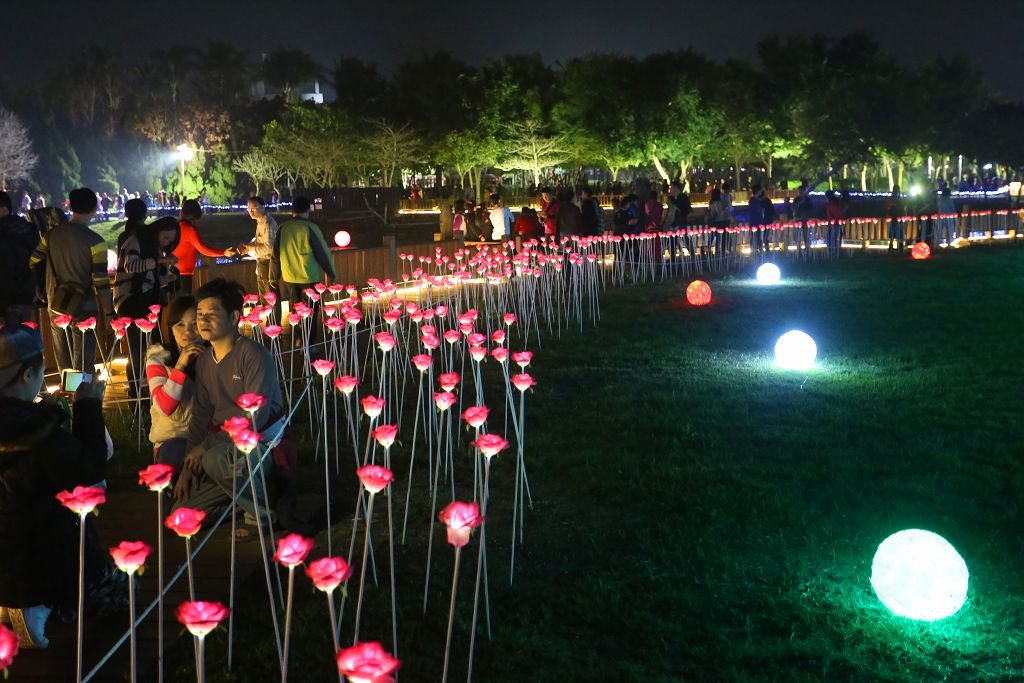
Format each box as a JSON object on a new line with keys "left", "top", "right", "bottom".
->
{"left": 4, "top": 0, "right": 1024, "bottom": 101}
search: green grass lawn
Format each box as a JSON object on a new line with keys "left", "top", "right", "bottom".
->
{"left": 141, "top": 245, "right": 1024, "bottom": 682}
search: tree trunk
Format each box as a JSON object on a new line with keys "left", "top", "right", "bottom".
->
{"left": 609, "top": 167, "right": 620, "bottom": 183}
{"left": 766, "top": 157, "right": 772, "bottom": 183}
{"left": 651, "top": 155, "right": 670, "bottom": 182}
{"left": 860, "top": 163, "right": 868, "bottom": 192}
{"left": 473, "top": 168, "right": 484, "bottom": 203}
{"left": 883, "top": 157, "right": 894, "bottom": 190}
{"left": 680, "top": 160, "right": 691, "bottom": 184}
{"left": 897, "top": 160, "right": 904, "bottom": 189}
{"left": 733, "top": 156, "right": 741, "bottom": 189}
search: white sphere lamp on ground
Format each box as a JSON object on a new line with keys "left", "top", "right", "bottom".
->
{"left": 756, "top": 262, "right": 781, "bottom": 284}
{"left": 774, "top": 330, "right": 816, "bottom": 370}
{"left": 870, "top": 529, "right": 969, "bottom": 621}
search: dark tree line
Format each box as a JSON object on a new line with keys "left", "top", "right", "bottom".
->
{"left": 2, "top": 33, "right": 1022, "bottom": 204}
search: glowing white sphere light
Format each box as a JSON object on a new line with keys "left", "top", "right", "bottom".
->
{"left": 756, "top": 262, "right": 781, "bottom": 284}
{"left": 334, "top": 230, "right": 352, "bottom": 248}
{"left": 870, "top": 529, "right": 969, "bottom": 621}
{"left": 774, "top": 330, "right": 816, "bottom": 370}
{"left": 107, "top": 249, "right": 118, "bottom": 274}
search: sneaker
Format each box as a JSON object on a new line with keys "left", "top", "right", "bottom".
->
{"left": 6, "top": 605, "right": 51, "bottom": 649}
{"left": 242, "top": 509, "right": 277, "bottom": 529}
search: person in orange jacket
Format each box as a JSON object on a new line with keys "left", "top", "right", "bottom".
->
{"left": 172, "top": 199, "right": 235, "bottom": 294}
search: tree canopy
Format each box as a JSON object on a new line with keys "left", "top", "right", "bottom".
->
{"left": 0, "top": 34, "right": 1015, "bottom": 203}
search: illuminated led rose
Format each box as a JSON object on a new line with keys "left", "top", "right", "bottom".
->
{"left": 356, "top": 465, "right": 394, "bottom": 494}
{"left": 176, "top": 601, "right": 229, "bottom": 638}
{"left": 273, "top": 533, "right": 315, "bottom": 568}
{"left": 438, "top": 501, "right": 482, "bottom": 548}
{"left": 110, "top": 540, "right": 153, "bottom": 574}
{"left": 306, "top": 556, "right": 353, "bottom": 593}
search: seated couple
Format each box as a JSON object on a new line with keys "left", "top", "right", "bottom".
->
{"left": 147, "top": 278, "right": 285, "bottom": 529}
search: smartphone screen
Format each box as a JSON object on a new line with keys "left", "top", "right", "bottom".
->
{"left": 62, "top": 370, "right": 92, "bottom": 392}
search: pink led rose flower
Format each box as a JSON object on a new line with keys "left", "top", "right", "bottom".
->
{"left": 356, "top": 465, "right": 394, "bottom": 494}
{"left": 438, "top": 501, "right": 482, "bottom": 548}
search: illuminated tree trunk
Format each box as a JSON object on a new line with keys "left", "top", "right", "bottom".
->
{"left": 861, "top": 163, "right": 868, "bottom": 192}
{"left": 651, "top": 155, "right": 670, "bottom": 182}
{"left": 897, "top": 160, "right": 905, "bottom": 189}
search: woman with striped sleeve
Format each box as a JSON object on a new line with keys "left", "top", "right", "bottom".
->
{"left": 145, "top": 296, "right": 206, "bottom": 470}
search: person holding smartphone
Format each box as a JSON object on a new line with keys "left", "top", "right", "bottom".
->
{"left": 0, "top": 326, "right": 126, "bottom": 648}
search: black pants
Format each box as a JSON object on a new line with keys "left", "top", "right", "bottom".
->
{"left": 280, "top": 281, "right": 324, "bottom": 354}
{"left": 116, "top": 294, "right": 155, "bottom": 397}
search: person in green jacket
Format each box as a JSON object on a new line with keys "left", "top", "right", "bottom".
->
{"left": 271, "top": 197, "right": 337, "bottom": 352}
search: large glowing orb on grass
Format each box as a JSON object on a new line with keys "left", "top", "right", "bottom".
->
{"left": 911, "top": 242, "right": 931, "bottom": 260}
{"left": 773, "top": 330, "right": 816, "bottom": 370}
{"left": 334, "top": 230, "right": 352, "bottom": 248}
{"left": 870, "top": 529, "right": 969, "bottom": 621}
{"left": 686, "top": 280, "right": 712, "bottom": 306}
{"left": 756, "top": 263, "right": 781, "bottom": 284}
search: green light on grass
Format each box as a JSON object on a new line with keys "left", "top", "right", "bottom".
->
{"left": 870, "top": 529, "right": 969, "bottom": 621}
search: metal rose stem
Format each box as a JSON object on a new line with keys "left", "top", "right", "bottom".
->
{"left": 128, "top": 573, "right": 136, "bottom": 683}
{"left": 327, "top": 590, "right": 342, "bottom": 682}
{"left": 322, "top": 376, "right": 333, "bottom": 556}
{"left": 422, "top": 408, "right": 445, "bottom": 612}
{"left": 242, "top": 445, "right": 284, "bottom": 668}
{"left": 385, "top": 445, "right": 399, "bottom": 657}
{"left": 400, "top": 369, "right": 425, "bottom": 543}
{"left": 281, "top": 565, "right": 296, "bottom": 682}
{"left": 466, "top": 457, "right": 491, "bottom": 682}
{"left": 157, "top": 491, "right": 164, "bottom": 683}
{"left": 441, "top": 546, "right": 462, "bottom": 683}
{"left": 227, "top": 447, "right": 237, "bottom": 670}
{"left": 352, "top": 489, "right": 376, "bottom": 644}
{"left": 76, "top": 512, "right": 86, "bottom": 683}
{"left": 195, "top": 634, "right": 205, "bottom": 683}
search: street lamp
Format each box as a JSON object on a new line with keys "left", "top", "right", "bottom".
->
{"left": 175, "top": 144, "right": 195, "bottom": 199}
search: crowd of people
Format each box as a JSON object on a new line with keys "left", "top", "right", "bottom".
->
{"left": 0, "top": 187, "right": 336, "bottom": 649}
{"left": 441, "top": 175, "right": 973, "bottom": 259}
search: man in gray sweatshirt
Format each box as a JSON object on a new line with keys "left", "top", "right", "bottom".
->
{"left": 173, "top": 278, "right": 283, "bottom": 524}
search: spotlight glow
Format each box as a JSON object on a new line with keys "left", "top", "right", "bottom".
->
{"left": 870, "top": 529, "right": 969, "bottom": 622}
{"left": 911, "top": 242, "right": 931, "bottom": 260}
{"left": 774, "top": 330, "right": 816, "bottom": 370}
{"left": 756, "top": 263, "right": 781, "bottom": 284}
{"left": 686, "top": 280, "right": 712, "bottom": 306}
{"left": 334, "top": 230, "right": 352, "bottom": 248}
